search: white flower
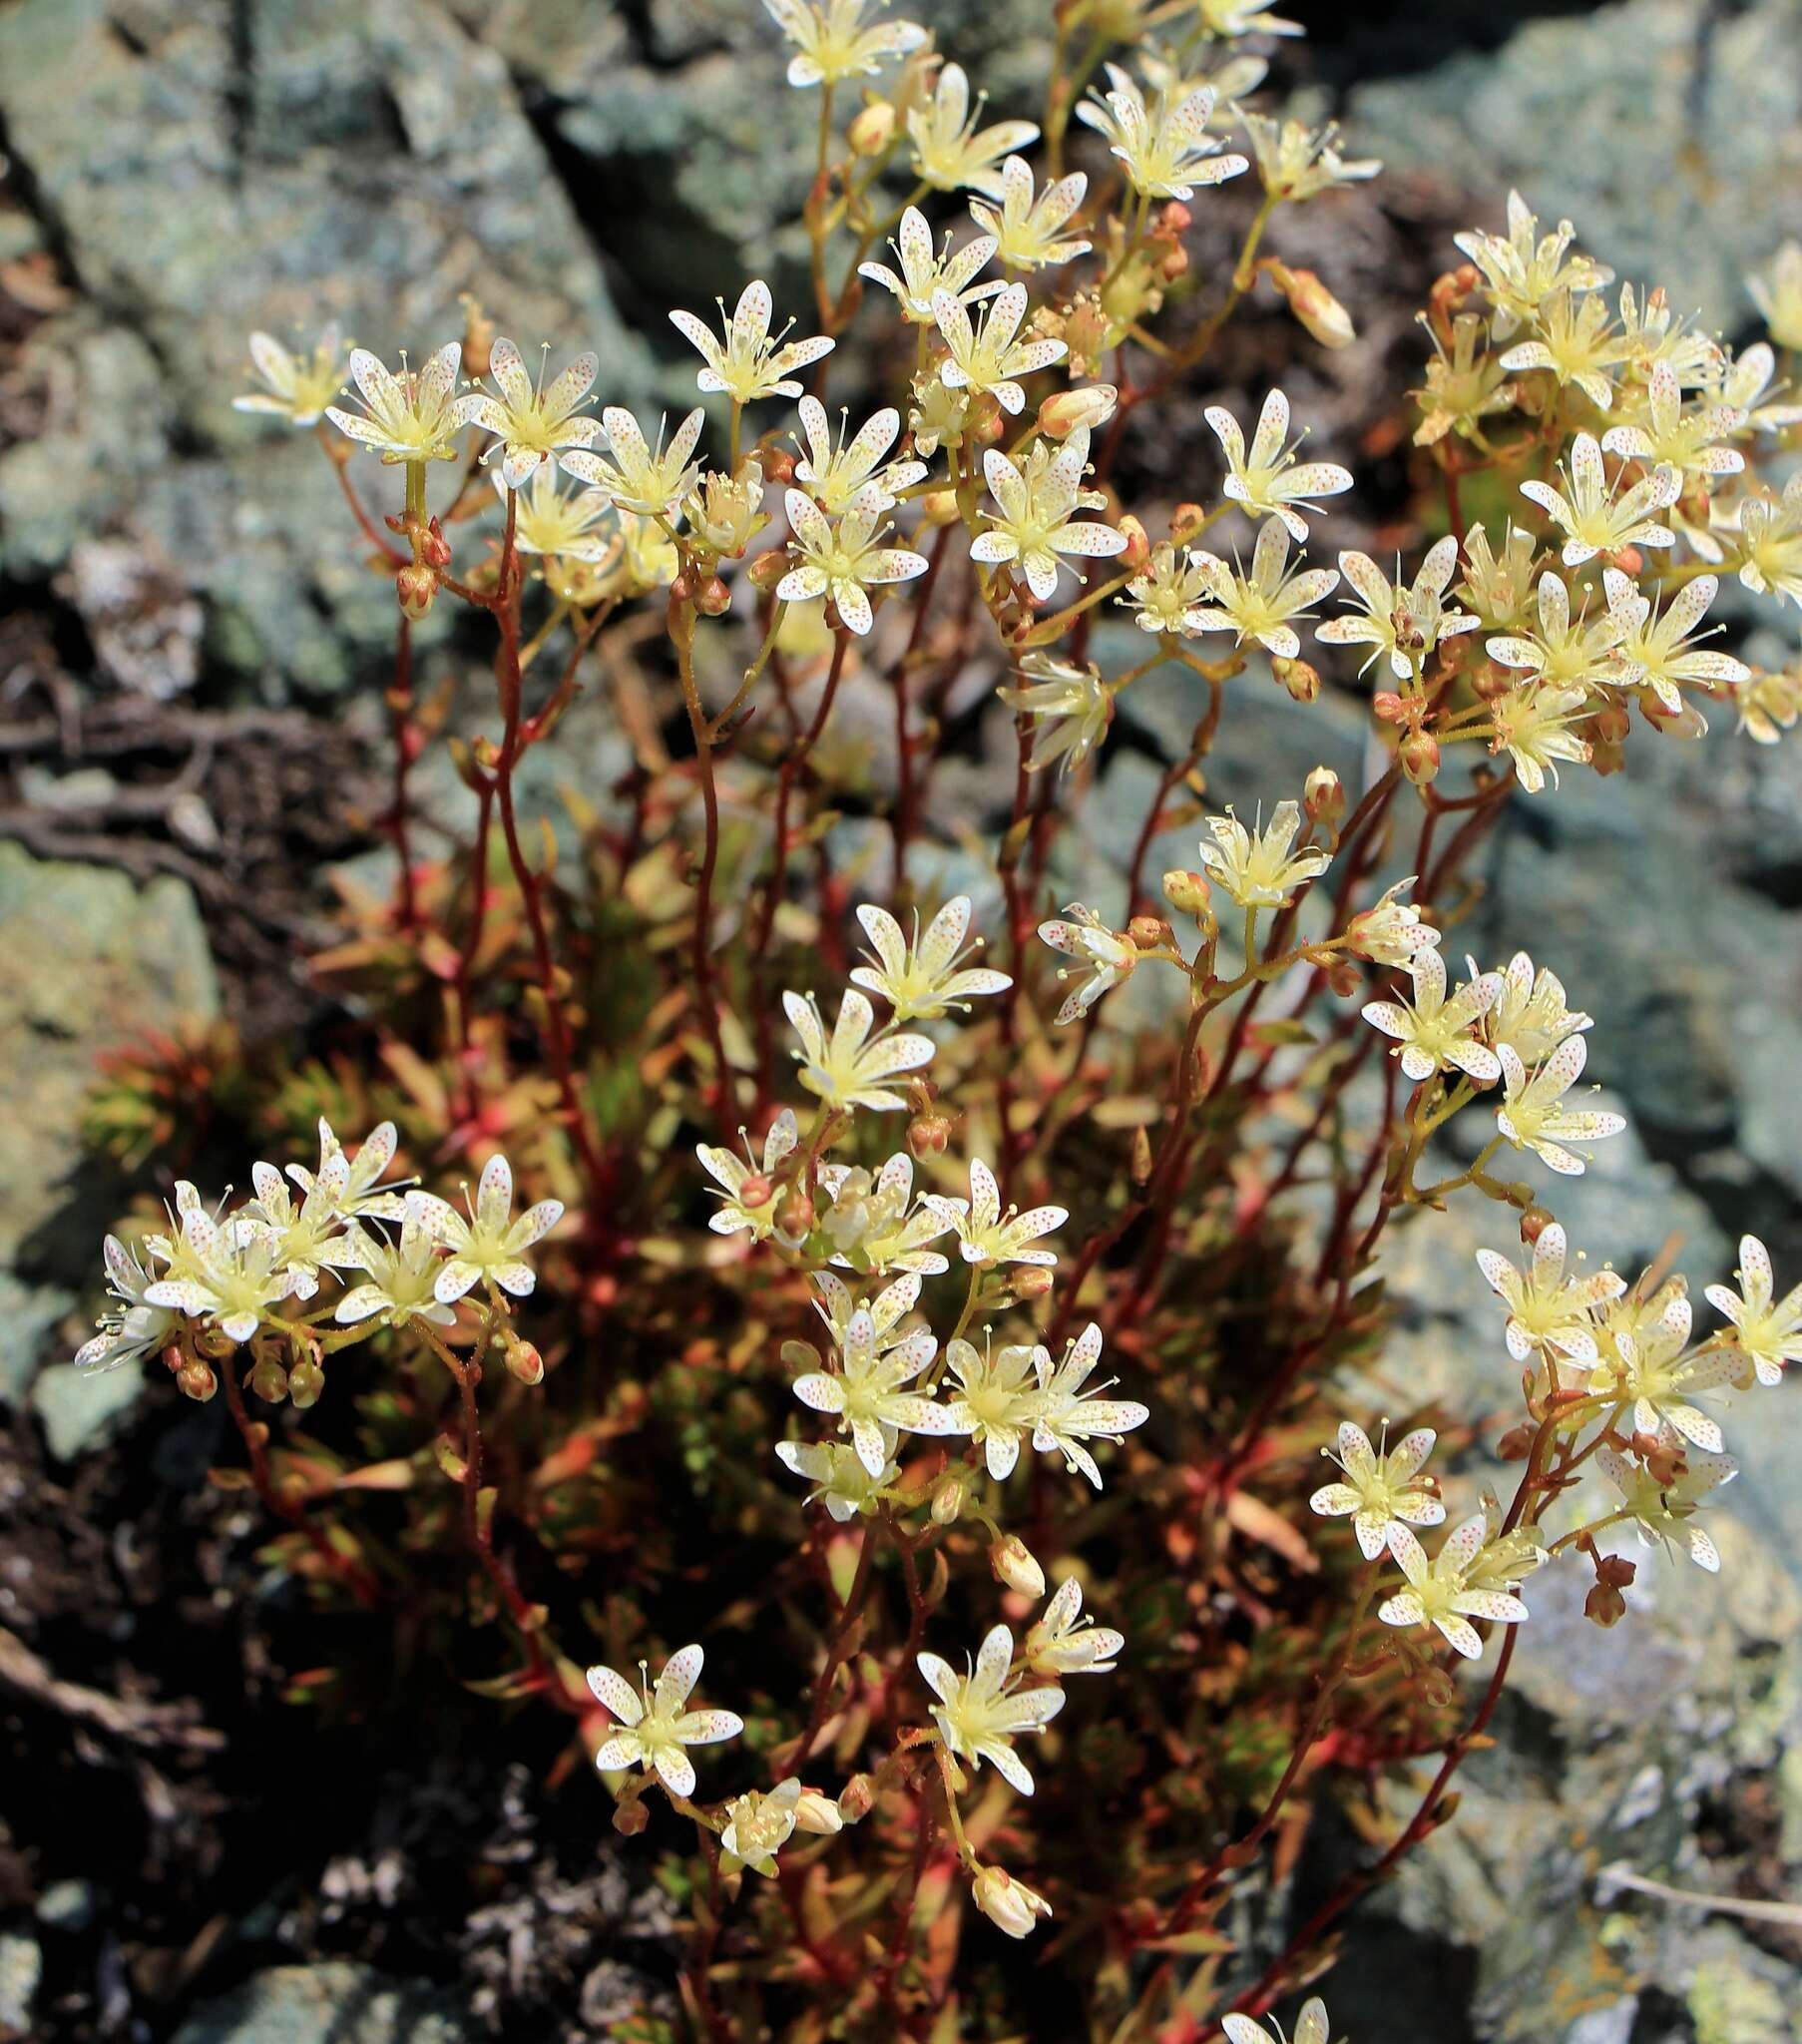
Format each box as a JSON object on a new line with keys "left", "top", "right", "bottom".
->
{"left": 970, "top": 426, "right": 1125, "bottom": 603}
{"left": 943, "top": 1334, "right": 1043, "bottom": 1478}
{"left": 1499, "top": 288, "right": 1627, "bottom": 410}
{"left": 325, "top": 343, "right": 478, "bottom": 464}
{"left": 1489, "top": 682, "right": 1592, "bottom": 795}
{"left": 333, "top": 1195, "right": 459, "bottom": 1329}
{"left": 501, "top": 465, "right": 614, "bottom": 562}
{"left": 1485, "top": 570, "right": 1625, "bottom": 696}
{"left": 1038, "top": 903, "right": 1137, "bottom": 1024}
{"left": 1595, "top": 1444, "right": 1737, "bottom": 1573}
{"left": 1198, "top": 800, "right": 1330, "bottom": 910}
{"left": 696, "top": 1109, "right": 800, "bottom": 1242}
{"left": 1600, "top": 359, "right": 1744, "bottom": 486}
{"left": 850, "top": 896, "right": 1011, "bottom": 1020}
{"left": 1496, "top": 1038, "right": 1625, "bottom": 1176}
{"left": 775, "top": 1432, "right": 897, "bottom": 1519}
{"left": 1243, "top": 112, "right": 1380, "bottom": 201}
{"left": 917, "top": 1624, "right": 1064, "bottom": 1794}
{"left": 461, "top": 337, "right": 603, "bottom": 488}
{"left": 969, "top": 156, "right": 1091, "bottom": 270}
{"left": 74, "top": 1235, "right": 180, "bottom": 1375}
{"left": 670, "top": 280, "right": 834, "bottom": 405}
{"left": 142, "top": 1189, "right": 298, "bottom": 1345}
{"left": 1518, "top": 432, "right": 1678, "bottom": 568}
{"left": 295, "top": 1118, "right": 410, "bottom": 1224}
{"left": 972, "top": 1863, "right": 1054, "bottom": 1938}
{"left": 859, "top": 206, "right": 1005, "bottom": 323}
{"left": 1379, "top": 1517, "right": 1530, "bottom": 1661}
{"left": 414, "top": 1154, "right": 563, "bottom": 1303}
{"left": 793, "top": 397, "right": 925, "bottom": 514}
{"left": 720, "top": 1779, "right": 803, "bottom": 1876}
{"left": 1362, "top": 948, "right": 1503, "bottom": 1084}
{"left": 1475, "top": 1222, "right": 1622, "bottom": 1365}
{"left": 761, "top": 0, "right": 927, "bottom": 89}
{"left": 1747, "top": 237, "right": 1802, "bottom": 351}
{"left": 1344, "top": 877, "right": 1440, "bottom": 969}
{"left": 1023, "top": 1577, "right": 1124, "bottom": 1677}
{"left": 1122, "top": 541, "right": 1213, "bottom": 636}
{"left": 1030, "top": 1321, "right": 1149, "bottom": 1488}
{"left": 1074, "top": 66, "right": 1247, "bottom": 201}
{"left": 560, "top": 407, "right": 705, "bottom": 521}
{"left": 1185, "top": 517, "right": 1341, "bottom": 656}
{"left": 906, "top": 62, "right": 1039, "bottom": 197}
{"left": 1223, "top": 1998, "right": 1330, "bottom": 2044}
{"left": 999, "top": 655, "right": 1111, "bottom": 774}
{"left": 932, "top": 282, "right": 1068, "bottom": 416}
{"left": 1453, "top": 190, "right": 1613, "bottom": 341}
{"left": 1317, "top": 536, "right": 1479, "bottom": 680}
{"left": 245, "top": 1147, "right": 352, "bottom": 1301}
{"left": 783, "top": 987, "right": 935, "bottom": 1112}
{"left": 1483, "top": 949, "right": 1591, "bottom": 1065}
{"left": 815, "top": 1160, "right": 955, "bottom": 1275}
{"left": 588, "top": 1646, "right": 743, "bottom": 1798}
{"left": 925, "top": 1157, "right": 1066, "bottom": 1269}
{"left": 1601, "top": 568, "right": 1749, "bottom": 713}
{"left": 1714, "top": 340, "right": 1802, "bottom": 436}
{"left": 1735, "top": 472, "right": 1802, "bottom": 609}
{"left": 1309, "top": 1420, "right": 1445, "bottom": 1560}
{"left": 1204, "top": 389, "right": 1352, "bottom": 542}
{"left": 1705, "top": 1234, "right": 1802, "bottom": 1386}
{"left": 233, "top": 325, "right": 350, "bottom": 427}
{"left": 792, "top": 1304, "right": 958, "bottom": 1475}
{"left": 1585, "top": 1308, "right": 1737, "bottom": 1452}
{"left": 777, "top": 488, "right": 930, "bottom": 636}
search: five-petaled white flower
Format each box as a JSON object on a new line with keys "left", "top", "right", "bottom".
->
{"left": 1000, "top": 655, "right": 1112, "bottom": 774}
{"left": 1499, "top": 288, "right": 1627, "bottom": 410}
{"left": 697, "top": 1109, "right": 800, "bottom": 1242}
{"left": 792, "top": 1304, "right": 956, "bottom": 1475}
{"left": 326, "top": 342, "right": 478, "bottom": 464}
{"left": 1362, "top": 948, "right": 1503, "bottom": 1084}
{"left": 1600, "top": 358, "right": 1744, "bottom": 486}
{"left": 1242, "top": 112, "right": 1380, "bottom": 201}
{"left": 1490, "top": 951, "right": 1596, "bottom": 1078}
{"left": 670, "top": 280, "right": 834, "bottom": 406}
{"left": 1475, "top": 1222, "right": 1622, "bottom": 1366}
{"left": 917, "top": 1624, "right": 1065, "bottom": 1795}
{"left": 969, "top": 157, "right": 1091, "bottom": 271}
{"left": 561, "top": 407, "right": 705, "bottom": 521}
{"left": 1595, "top": 1444, "right": 1737, "bottom": 1573}
{"left": 1122, "top": 541, "right": 1214, "bottom": 636}
{"left": 926, "top": 1157, "right": 1066, "bottom": 1269}
{"left": 1317, "top": 536, "right": 1479, "bottom": 680}
{"left": 970, "top": 426, "right": 1126, "bottom": 603}
{"left": 333, "top": 1195, "right": 460, "bottom": 1330}
{"left": 501, "top": 466, "right": 614, "bottom": 562}
{"left": 1204, "top": 389, "right": 1353, "bottom": 541}
{"left": 244, "top": 1147, "right": 352, "bottom": 1301}
{"left": 1495, "top": 1037, "right": 1625, "bottom": 1176}
{"left": 1198, "top": 800, "right": 1331, "bottom": 910}
{"left": 1030, "top": 1321, "right": 1149, "bottom": 1488}
{"left": 1734, "top": 472, "right": 1802, "bottom": 609}
{"left": 416, "top": 1154, "right": 564, "bottom": 1303}
{"left": 295, "top": 1118, "right": 410, "bottom": 1225}
{"left": 859, "top": 206, "right": 1006, "bottom": 323}
{"left": 719, "top": 1779, "right": 804, "bottom": 1876}
{"left": 143, "top": 1187, "right": 298, "bottom": 1345}
{"left": 1453, "top": 190, "right": 1613, "bottom": 341}
{"left": 777, "top": 488, "right": 930, "bottom": 636}
{"left": 1222, "top": 1997, "right": 1331, "bottom": 2044}
{"left": 761, "top": 0, "right": 927, "bottom": 89}
{"left": 1309, "top": 1420, "right": 1445, "bottom": 1560}
{"left": 233, "top": 325, "right": 350, "bottom": 427}
{"left": 933, "top": 282, "right": 1068, "bottom": 415}
{"left": 943, "top": 1334, "right": 1043, "bottom": 1478}
{"left": 907, "top": 61, "right": 1039, "bottom": 197}
{"left": 1379, "top": 1517, "right": 1530, "bottom": 1661}
{"left": 783, "top": 988, "right": 935, "bottom": 1112}
{"left": 1585, "top": 1306, "right": 1737, "bottom": 1452}
{"left": 1023, "top": 1576, "right": 1125, "bottom": 1677}
{"left": 1519, "top": 432, "right": 1678, "bottom": 568}
{"left": 1075, "top": 66, "right": 1247, "bottom": 201}
{"left": 462, "top": 337, "right": 602, "bottom": 488}
{"left": 1488, "top": 682, "right": 1592, "bottom": 795}
{"left": 589, "top": 1646, "right": 743, "bottom": 1798}
{"left": 1344, "top": 877, "right": 1441, "bottom": 968}
{"left": 74, "top": 1235, "right": 181, "bottom": 1375}
{"left": 1485, "top": 570, "right": 1625, "bottom": 696}
{"left": 1185, "top": 518, "right": 1341, "bottom": 657}
{"left": 793, "top": 397, "right": 925, "bottom": 514}
{"left": 775, "top": 1432, "right": 898, "bottom": 1519}
{"left": 851, "top": 896, "right": 1011, "bottom": 1021}
{"left": 1038, "top": 903, "right": 1138, "bottom": 1024}
{"left": 815, "top": 1161, "right": 955, "bottom": 1275}
{"left": 1705, "top": 1234, "right": 1802, "bottom": 1386}
{"left": 1601, "top": 567, "right": 1749, "bottom": 713}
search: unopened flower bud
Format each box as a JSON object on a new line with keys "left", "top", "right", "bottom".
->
{"left": 748, "top": 549, "right": 789, "bottom": 592}
{"left": 837, "top": 1773, "right": 876, "bottom": 1823}
{"left": 932, "top": 1477, "right": 965, "bottom": 1525}
{"left": 505, "top": 1338, "right": 545, "bottom": 1387}
{"left": 792, "top": 1786, "right": 844, "bottom": 1835}
{"left": 991, "top": 1533, "right": 1045, "bottom": 1598}
{"left": 1160, "top": 201, "right": 1192, "bottom": 236}
{"left": 1272, "top": 656, "right": 1321, "bottom": 703}
{"left": 287, "top": 1358, "right": 325, "bottom": 1409}
{"left": 972, "top": 1864, "right": 1053, "bottom": 1939}
{"left": 1037, "top": 383, "right": 1119, "bottom": 438}
{"left": 1520, "top": 1206, "right": 1554, "bottom": 1245}
{"left": 1303, "top": 765, "right": 1344, "bottom": 823}
{"left": 177, "top": 1359, "right": 218, "bottom": 1403}
{"left": 1267, "top": 260, "right": 1356, "bottom": 350}
{"left": 775, "top": 1186, "right": 815, "bottom": 1241}
{"left": 1168, "top": 501, "right": 1207, "bottom": 545}
{"left": 1496, "top": 1422, "right": 1537, "bottom": 1461}
{"left": 421, "top": 516, "right": 452, "bottom": 569}
{"left": 1372, "top": 690, "right": 1406, "bottom": 723}
{"left": 1160, "top": 242, "right": 1189, "bottom": 281}
{"left": 1010, "top": 1265, "right": 1054, "bottom": 1301}
{"left": 1583, "top": 1580, "right": 1627, "bottom": 1628}
{"left": 757, "top": 442, "right": 796, "bottom": 485}
{"left": 1116, "top": 514, "right": 1150, "bottom": 571}
{"left": 907, "top": 1108, "right": 954, "bottom": 1159}
{"left": 248, "top": 1359, "right": 289, "bottom": 1404}
{"left": 1327, "top": 958, "right": 1361, "bottom": 997}
{"left": 1162, "top": 868, "right": 1212, "bottom": 917}
{"left": 396, "top": 562, "right": 438, "bottom": 621}
{"left": 694, "top": 575, "right": 731, "bottom": 618}
{"left": 971, "top": 403, "right": 1006, "bottom": 447}
{"left": 847, "top": 100, "right": 897, "bottom": 155}
{"left": 612, "top": 1795, "right": 650, "bottom": 1835}
{"left": 736, "top": 1173, "right": 773, "bottom": 1212}
{"left": 1130, "top": 1125, "right": 1153, "bottom": 1185}
{"left": 919, "top": 488, "right": 962, "bottom": 527}
{"left": 1400, "top": 730, "right": 1440, "bottom": 785}
{"left": 1127, "top": 914, "right": 1167, "bottom": 950}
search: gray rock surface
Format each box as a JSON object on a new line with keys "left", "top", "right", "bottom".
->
{"left": 170, "top": 1963, "right": 474, "bottom": 2044}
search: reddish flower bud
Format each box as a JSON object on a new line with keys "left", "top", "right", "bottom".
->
{"left": 748, "top": 549, "right": 789, "bottom": 592}
{"left": 505, "top": 1339, "right": 545, "bottom": 1387}
{"left": 177, "top": 1359, "right": 218, "bottom": 1403}
{"left": 248, "top": 1359, "right": 289, "bottom": 1404}
{"left": 695, "top": 575, "right": 732, "bottom": 617}
{"left": 287, "top": 1358, "right": 325, "bottom": 1409}
{"left": 1162, "top": 868, "right": 1211, "bottom": 916}
{"left": 1400, "top": 730, "right": 1440, "bottom": 785}
{"left": 1273, "top": 657, "right": 1321, "bottom": 703}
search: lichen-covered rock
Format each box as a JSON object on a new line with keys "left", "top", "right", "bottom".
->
{"left": 170, "top": 1963, "right": 473, "bottom": 2044}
